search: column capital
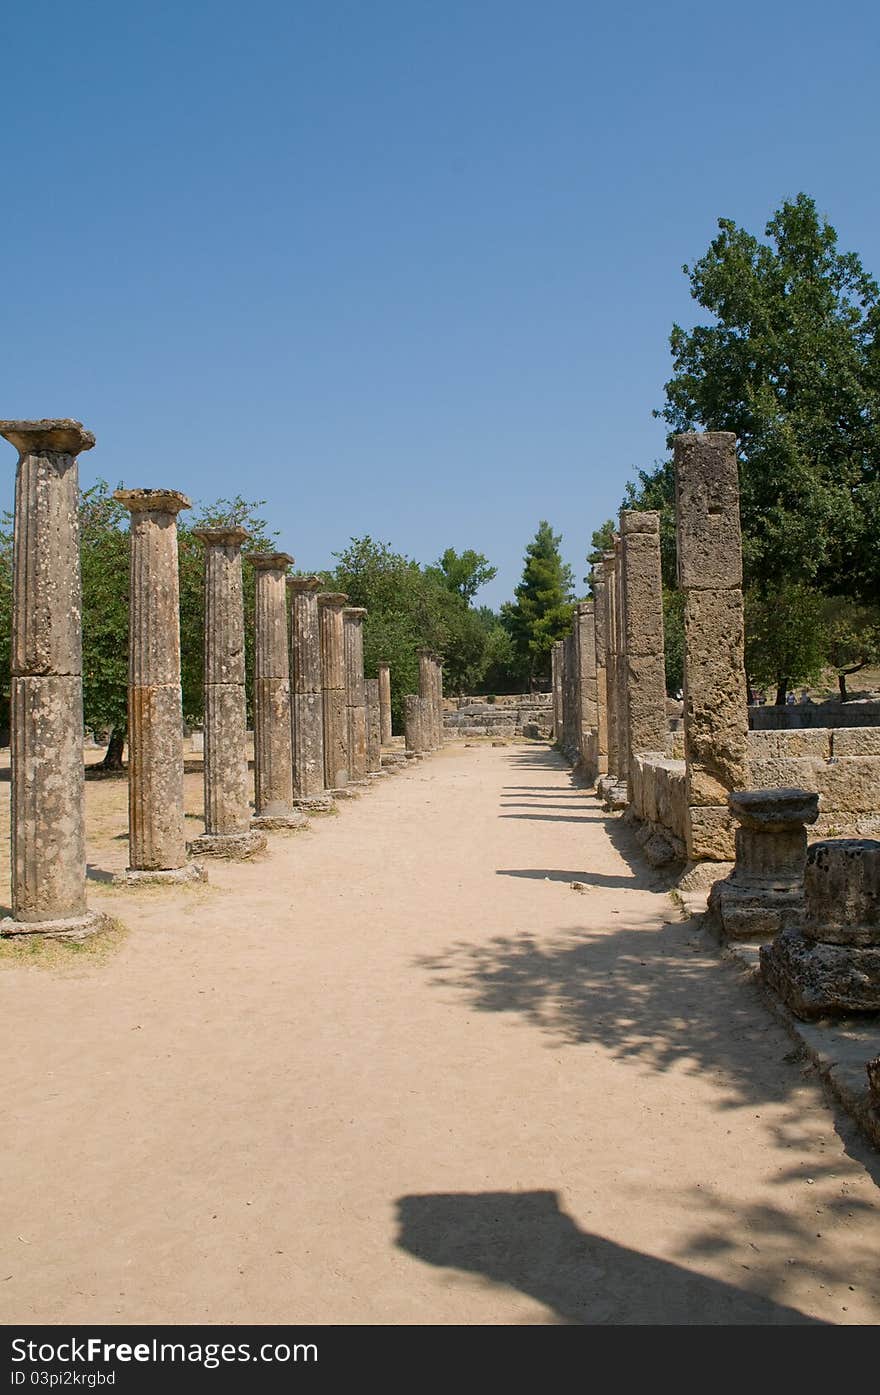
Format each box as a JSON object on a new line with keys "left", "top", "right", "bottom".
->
{"left": 576, "top": 600, "right": 594, "bottom": 617}
{"left": 0, "top": 418, "right": 95, "bottom": 456}
{"left": 287, "top": 575, "right": 322, "bottom": 593}
{"left": 317, "top": 591, "right": 349, "bottom": 609}
{"left": 114, "top": 488, "right": 191, "bottom": 515}
{"left": 249, "top": 551, "right": 294, "bottom": 571}
{"left": 192, "top": 526, "right": 249, "bottom": 547}
{"left": 620, "top": 509, "right": 660, "bottom": 535}
{"left": 343, "top": 606, "right": 367, "bottom": 620}
{"left": 377, "top": 659, "right": 390, "bottom": 669}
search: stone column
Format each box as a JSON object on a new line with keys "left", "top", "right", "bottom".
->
{"left": 674, "top": 432, "right": 749, "bottom": 862}
{"left": 621, "top": 511, "right": 668, "bottom": 801}
{"left": 576, "top": 601, "right": 598, "bottom": 777}
{"left": 0, "top": 419, "right": 105, "bottom": 935}
{"left": 761, "top": 839, "right": 880, "bottom": 1017}
{"left": 318, "top": 592, "right": 350, "bottom": 793}
{"left": 418, "top": 650, "right": 436, "bottom": 751}
{"left": 551, "top": 641, "right": 563, "bottom": 742}
{"left": 365, "top": 678, "right": 385, "bottom": 776}
{"left": 344, "top": 607, "right": 369, "bottom": 783}
{"left": 251, "top": 553, "right": 307, "bottom": 830}
{"left": 601, "top": 550, "right": 619, "bottom": 786}
{"left": 592, "top": 568, "right": 609, "bottom": 776}
{"left": 377, "top": 662, "right": 393, "bottom": 745}
{"left": 114, "top": 489, "right": 204, "bottom": 884}
{"left": 709, "top": 787, "right": 819, "bottom": 939}
{"left": 433, "top": 656, "right": 445, "bottom": 748}
{"left": 404, "top": 694, "right": 424, "bottom": 758}
{"left": 289, "top": 576, "right": 332, "bottom": 811}
{"left": 190, "top": 528, "right": 266, "bottom": 858}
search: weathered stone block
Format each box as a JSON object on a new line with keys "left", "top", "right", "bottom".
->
{"left": 687, "top": 805, "right": 737, "bottom": 861}
{"left": 832, "top": 727, "right": 880, "bottom": 757}
{"left": 683, "top": 587, "right": 749, "bottom": 802}
{"left": 802, "top": 839, "right": 880, "bottom": 946}
{"left": 760, "top": 931, "right": 880, "bottom": 1018}
{"left": 812, "top": 757, "right": 880, "bottom": 814}
{"left": 674, "top": 432, "right": 742, "bottom": 590}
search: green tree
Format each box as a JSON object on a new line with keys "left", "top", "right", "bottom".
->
{"left": 659, "top": 193, "right": 880, "bottom": 600}
{"left": 821, "top": 597, "right": 880, "bottom": 700}
{"left": 501, "top": 521, "right": 575, "bottom": 687}
{"left": 745, "top": 583, "right": 827, "bottom": 705}
{"left": 429, "top": 548, "right": 497, "bottom": 604}
{"left": 585, "top": 519, "right": 615, "bottom": 588}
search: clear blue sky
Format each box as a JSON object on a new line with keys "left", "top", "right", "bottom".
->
{"left": 2, "top": 1, "right": 878, "bottom": 607}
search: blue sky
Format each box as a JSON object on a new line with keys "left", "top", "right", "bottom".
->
{"left": 2, "top": 1, "right": 878, "bottom": 607}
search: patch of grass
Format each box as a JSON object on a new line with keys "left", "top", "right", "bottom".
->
{"left": 0, "top": 915, "right": 128, "bottom": 970}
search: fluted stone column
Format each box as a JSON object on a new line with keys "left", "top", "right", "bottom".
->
{"left": 404, "top": 694, "right": 424, "bottom": 758}
{"left": 289, "top": 576, "right": 332, "bottom": 811}
{"left": 621, "top": 510, "right": 668, "bottom": 802}
{"left": 365, "top": 678, "right": 385, "bottom": 777}
{"left": 114, "top": 489, "right": 205, "bottom": 884}
{"left": 377, "top": 662, "right": 393, "bottom": 746}
{"left": 189, "top": 529, "right": 265, "bottom": 858}
{"left": 675, "top": 432, "right": 749, "bottom": 862}
{"left": 0, "top": 419, "right": 105, "bottom": 935}
{"left": 551, "top": 640, "right": 563, "bottom": 742}
{"left": 432, "top": 656, "right": 444, "bottom": 749}
{"left": 318, "top": 592, "right": 351, "bottom": 793}
{"left": 592, "top": 568, "right": 609, "bottom": 776}
{"left": 251, "top": 553, "right": 307, "bottom": 830}
{"left": 344, "top": 607, "right": 369, "bottom": 783}
{"left": 418, "top": 650, "right": 436, "bottom": 752}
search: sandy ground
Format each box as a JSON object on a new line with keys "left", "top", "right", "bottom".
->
{"left": 1, "top": 741, "right": 879, "bottom": 1326}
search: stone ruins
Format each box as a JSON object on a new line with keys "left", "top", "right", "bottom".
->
{"left": 3, "top": 419, "right": 880, "bottom": 1068}
{"left": 0, "top": 418, "right": 438, "bottom": 935}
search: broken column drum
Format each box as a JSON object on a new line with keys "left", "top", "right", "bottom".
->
{"left": 761, "top": 839, "right": 880, "bottom": 1018}
{"left": 289, "top": 576, "right": 332, "bottom": 811}
{"left": 0, "top": 419, "right": 106, "bottom": 934}
{"left": 251, "top": 553, "right": 307, "bottom": 830}
{"left": 318, "top": 593, "right": 350, "bottom": 791}
{"left": 708, "top": 787, "right": 819, "bottom": 939}
{"left": 344, "top": 607, "right": 369, "bottom": 783}
{"left": 114, "top": 488, "right": 205, "bottom": 884}
{"left": 674, "top": 432, "right": 749, "bottom": 862}
{"left": 189, "top": 528, "right": 266, "bottom": 858}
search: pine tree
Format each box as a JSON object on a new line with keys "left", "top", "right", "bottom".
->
{"left": 501, "top": 521, "right": 575, "bottom": 687}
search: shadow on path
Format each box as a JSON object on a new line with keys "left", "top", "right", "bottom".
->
{"left": 395, "top": 1190, "right": 823, "bottom": 1325}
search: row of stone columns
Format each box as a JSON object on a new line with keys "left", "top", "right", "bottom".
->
{"left": 557, "top": 433, "right": 746, "bottom": 867}
{"left": 405, "top": 652, "right": 444, "bottom": 757}
{"left": 0, "top": 419, "right": 405, "bottom": 933}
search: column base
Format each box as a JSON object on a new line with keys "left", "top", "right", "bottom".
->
{"left": 251, "top": 811, "right": 309, "bottom": 832}
{"left": 330, "top": 786, "right": 360, "bottom": 799}
{"left": 292, "top": 794, "right": 335, "bottom": 813}
{"left": 114, "top": 863, "right": 208, "bottom": 886}
{"left": 760, "top": 930, "right": 880, "bottom": 1018}
{"left": 708, "top": 879, "right": 805, "bottom": 941}
{"left": 189, "top": 830, "right": 267, "bottom": 858}
{"left": 0, "top": 909, "right": 112, "bottom": 941}
{"left": 368, "top": 769, "right": 389, "bottom": 779}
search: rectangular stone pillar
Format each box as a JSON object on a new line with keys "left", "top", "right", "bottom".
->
{"left": 621, "top": 511, "right": 668, "bottom": 801}
{"left": 575, "top": 600, "right": 598, "bottom": 777}
{"left": 613, "top": 533, "right": 629, "bottom": 790}
{"left": 551, "top": 641, "right": 563, "bottom": 742}
{"left": 592, "top": 567, "right": 609, "bottom": 776}
{"left": 601, "top": 550, "right": 619, "bottom": 782}
{"left": 674, "top": 432, "right": 749, "bottom": 862}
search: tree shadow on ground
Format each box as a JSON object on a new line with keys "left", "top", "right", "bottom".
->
{"left": 395, "top": 1190, "right": 824, "bottom": 1324}
{"left": 418, "top": 916, "right": 820, "bottom": 1116}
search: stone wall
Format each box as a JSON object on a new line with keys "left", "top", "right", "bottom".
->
{"left": 444, "top": 693, "right": 553, "bottom": 739}
{"left": 750, "top": 700, "right": 880, "bottom": 730}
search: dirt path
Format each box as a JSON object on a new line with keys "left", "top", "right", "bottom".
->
{"left": 2, "top": 743, "right": 879, "bottom": 1325}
